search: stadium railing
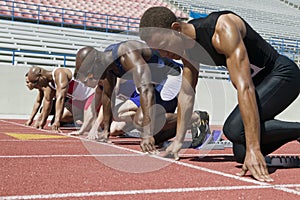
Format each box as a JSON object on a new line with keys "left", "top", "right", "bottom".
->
{"left": 0, "top": 0, "right": 140, "bottom": 34}
{"left": 0, "top": 19, "right": 138, "bottom": 67}
{"left": 0, "top": 48, "right": 75, "bottom": 67}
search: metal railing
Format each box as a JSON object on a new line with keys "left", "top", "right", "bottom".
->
{"left": 0, "top": 0, "right": 140, "bottom": 34}
{"left": 0, "top": 48, "right": 75, "bottom": 67}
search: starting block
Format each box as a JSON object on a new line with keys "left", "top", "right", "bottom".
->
{"left": 121, "top": 129, "right": 141, "bottom": 138}
{"left": 265, "top": 155, "right": 300, "bottom": 168}
{"left": 196, "top": 130, "right": 233, "bottom": 150}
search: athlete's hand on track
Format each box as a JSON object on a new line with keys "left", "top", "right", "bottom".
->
{"left": 161, "top": 140, "right": 183, "bottom": 161}
{"left": 94, "top": 131, "right": 111, "bottom": 143}
{"left": 237, "top": 150, "right": 273, "bottom": 182}
{"left": 51, "top": 122, "right": 62, "bottom": 133}
{"left": 88, "top": 130, "right": 99, "bottom": 140}
{"left": 25, "top": 119, "right": 33, "bottom": 126}
{"left": 68, "top": 131, "right": 83, "bottom": 136}
{"left": 140, "top": 136, "right": 157, "bottom": 154}
{"left": 34, "top": 120, "right": 44, "bottom": 129}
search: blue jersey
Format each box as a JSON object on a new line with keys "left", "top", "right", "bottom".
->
{"left": 104, "top": 41, "right": 182, "bottom": 84}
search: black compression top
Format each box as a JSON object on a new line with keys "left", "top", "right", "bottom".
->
{"left": 187, "top": 11, "right": 279, "bottom": 71}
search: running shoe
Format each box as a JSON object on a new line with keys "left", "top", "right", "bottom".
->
{"left": 191, "top": 110, "right": 211, "bottom": 148}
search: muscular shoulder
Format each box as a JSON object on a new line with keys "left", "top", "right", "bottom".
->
{"left": 53, "top": 68, "right": 72, "bottom": 81}
{"left": 41, "top": 85, "right": 55, "bottom": 99}
{"left": 119, "top": 40, "right": 151, "bottom": 56}
{"left": 212, "top": 14, "right": 246, "bottom": 55}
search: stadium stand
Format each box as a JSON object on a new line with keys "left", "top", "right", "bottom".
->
{"left": 281, "top": 0, "right": 300, "bottom": 9}
{"left": 0, "top": 0, "right": 187, "bottom": 32}
{"left": 0, "top": 19, "right": 139, "bottom": 67}
{"left": 169, "top": 0, "right": 300, "bottom": 39}
{"left": 0, "top": 0, "right": 299, "bottom": 67}
{"left": 168, "top": 0, "right": 300, "bottom": 66}
{"left": 0, "top": 0, "right": 299, "bottom": 120}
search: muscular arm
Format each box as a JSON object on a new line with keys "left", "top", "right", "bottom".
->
{"left": 175, "top": 59, "right": 199, "bottom": 142}
{"left": 213, "top": 15, "right": 272, "bottom": 182}
{"left": 39, "top": 87, "right": 55, "bottom": 128}
{"left": 78, "top": 86, "right": 102, "bottom": 134}
{"left": 213, "top": 15, "right": 261, "bottom": 154}
{"left": 53, "top": 69, "right": 72, "bottom": 130}
{"left": 163, "top": 58, "right": 198, "bottom": 159}
{"left": 26, "top": 89, "right": 44, "bottom": 125}
{"left": 102, "top": 74, "right": 116, "bottom": 135}
{"left": 121, "top": 48, "right": 154, "bottom": 139}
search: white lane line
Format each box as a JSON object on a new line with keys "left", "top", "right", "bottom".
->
{"left": 1, "top": 120, "right": 300, "bottom": 196}
{"left": 0, "top": 140, "right": 77, "bottom": 142}
{"left": 0, "top": 153, "right": 298, "bottom": 159}
{"left": 0, "top": 154, "right": 143, "bottom": 158}
{"left": 1, "top": 184, "right": 300, "bottom": 199}
{"left": 180, "top": 153, "right": 300, "bottom": 157}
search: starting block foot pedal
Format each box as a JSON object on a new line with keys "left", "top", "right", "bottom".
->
{"left": 199, "top": 143, "right": 225, "bottom": 150}
{"left": 265, "top": 155, "right": 300, "bottom": 168}
{"left": 120, "top": 129, "right": 141, "bottom": 138}
{"left": 196, "top": 130, "right": 229, "bottom": 150}
{"left": 215, "top": 140, "right": 233, "bottom": 148}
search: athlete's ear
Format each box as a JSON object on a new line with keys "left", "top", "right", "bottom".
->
{"left": 170, "top": 22, "right": 182, "bottom": 32}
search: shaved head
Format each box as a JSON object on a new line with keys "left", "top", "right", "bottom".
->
{"left": 27, "top": 66, "right": 42, "bottom": 82}
{"left": 75, "top": 46, "right": 95, "bottom": 78}
{"left": 25, "top": 72, "right": 34, "bottom": 90}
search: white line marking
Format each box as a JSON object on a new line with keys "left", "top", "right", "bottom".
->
{"left": 0, "top": 154, "right": 142, "bottom": 158}
{"left": 1, "top": 120, "right": 300, "bottom": 197}
{"left": 180, "top": 153, "right": 300, "bottom": 157}
{"left": 0, "top": 153, "right": 298, "bottom": 159}
{"left": 1, "top": 184, "right": 300, "bottom": 199}
{"left": 0, "top": 140, "right": 78, "bottom": 142}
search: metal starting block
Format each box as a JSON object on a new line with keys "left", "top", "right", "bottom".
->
{"left": 265, "top": 156, "right": 300, "bottom": 168}
{"left": 196, "top": 130, "right": 233, "bottom": 150}
{"left": 198, "top": 140, "right": 233, "bottom": 150}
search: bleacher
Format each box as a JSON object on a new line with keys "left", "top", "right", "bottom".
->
{"left": 0, "top": 19, "right": 139, "bottom": 67}
{"left": 281, "top": 0, "right": 300, "bottom": 9}
{"left": 0, "top": 0, "right": 188, "bottom": 68}
{"left": 0, "top": 0, "right": 299, "bottom": 68}
{"left": 169, "top": 0, "right": 300, "bottom": 40}
{"left": 169, "top": 0, "right": 300, "bottom": 66}
{"left": 0, "top": 0, "right": 187, "bottom": 32}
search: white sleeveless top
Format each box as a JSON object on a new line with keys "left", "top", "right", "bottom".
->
{"left": 48, "top": 68, "right": 94, "bottom": 101}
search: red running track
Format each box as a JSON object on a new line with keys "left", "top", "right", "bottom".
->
{"left": 0, "top": 119, "right": 299, "bottom": 200}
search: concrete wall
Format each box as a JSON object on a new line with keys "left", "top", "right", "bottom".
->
{"left": 194, "top": 78, "right": 300, "bottom": 125}
{"left": 0, "top": 65, "right": 38, "bottom": 117}
{"left": 0, "top": 64, "right": 299, "bottom": 125}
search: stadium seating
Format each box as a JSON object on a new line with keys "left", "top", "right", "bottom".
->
{"left": 0, "top": 0, "right": 188, "bottom": 31}
{"left": 169, "top": 0, "right": 300, "bottom": 66}
{"left": 0, "top": 19, "right": 139, "bottom": 67}
{"left": 0, "top": 0, "right": 299, "bottom": 67}
{"left": 170, "top": 0, "right": 300, "bottom": 40}
{"left": 281, "top": 0, "right": 300, "bottom": 9}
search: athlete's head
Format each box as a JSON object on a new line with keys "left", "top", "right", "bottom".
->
{"left": 75, "top": 46, "right": 107, "bottom": 87}
{"left": 25, "top": 72, "right": 34, "bottom": 90}
{"left": 27, "top": 66, "right": 48, "bottom": 89}
{"left": 139, "top": 6, "right": 177, "bottom": 37}
{"left": 139, "top": 7, "right": 186, "bottom": 60}
{"left": 75, "top": 46, "right": 94, "bottom": 77}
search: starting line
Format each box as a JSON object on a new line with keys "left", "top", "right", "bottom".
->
{"left": 1, "top": 119, "right": 299, "bottom": 199}
{"left": 1, "top": 184, "right": 300, "bottom": 199}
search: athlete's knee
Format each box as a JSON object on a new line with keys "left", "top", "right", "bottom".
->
{"left": 223, "top": 119, "right": 244, "bottom": 144}
{"left": 233, "top": 144, "right": 245, "bottom": 164}
{"left": 223, "top": 120, "right": 235, "bottom": 141}
{"left": 133, "top": 113, "right": 143, "bottom": 129}
{"left": 234, "top": 153, "right": 245, "bottom": 164}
